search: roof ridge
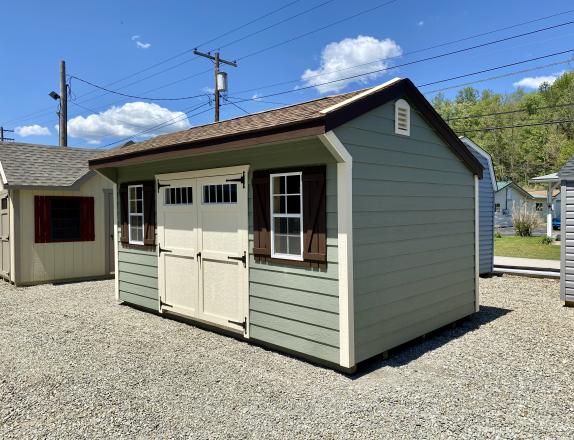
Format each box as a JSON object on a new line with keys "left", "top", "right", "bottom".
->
{"left": 0, "top": 141, "right": 104, "bottom": 152}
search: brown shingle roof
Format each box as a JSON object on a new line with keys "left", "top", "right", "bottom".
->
{"left": 95, "top": 89, "right": 363, "bottom": 161}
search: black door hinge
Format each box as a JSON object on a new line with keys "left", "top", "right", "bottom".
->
{"left": 227, "top": 251, "right": 246, "bottom": 267}
{"left": 228, "top": 316, "right": 247, "bottom": 333}
{"left": 157, "top": 182, "right": 170, "bottom": 192}
{"left": 226, "top": 171, "right": 245, "bottom": 188}
{"left": 158, "top": 245, "right": 172, "bottom": 255}
{"left": 159, "top": 298, "right": 173, "bottom": 309}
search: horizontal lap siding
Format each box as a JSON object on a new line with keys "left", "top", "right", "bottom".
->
{"left": 468, "top": 146, "right": 494, "bottom": 274}
{"left": 562, "top": 182, "right": 574, "bottom": 301}
{"left": 116, "top": 139, "right": 340, "bottom": 363}
{"left": 335, "top": 101, "right": 476, "bottom": 363}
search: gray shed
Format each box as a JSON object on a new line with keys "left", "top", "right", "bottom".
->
{"left": 559, "top": 157, "right": 574, "bottom": 306}
{"left": 460, "top": 137, "right": 495, "bottom": 276}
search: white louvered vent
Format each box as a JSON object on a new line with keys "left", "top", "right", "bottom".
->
{"left": 395, "top": 99, "right": 410, "bottom": 136}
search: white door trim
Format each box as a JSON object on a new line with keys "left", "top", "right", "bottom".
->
{"left": 319, "top": 131, "right": 355, "bottom": 369}
{"left": 155, "top": 165, "right": 250, "bottom": 337}
{"left": 474, "top": 174, "right": 480, "bottom": 312}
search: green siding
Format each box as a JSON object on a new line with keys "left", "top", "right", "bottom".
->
{"left": 335, "top": 99, "right": 476, "bottom": 364}
{"left": 114, "top": 138, "right": 340, "bottom": 364}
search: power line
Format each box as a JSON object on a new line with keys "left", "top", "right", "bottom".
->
{"left": 446, "top": 102, "right": 574, "bottom": 121}
{"left": 222, "top": 95, "right": 250, "bottom": 114}
{"left": 460, "top": 118, "right": 574, "bottom": 132}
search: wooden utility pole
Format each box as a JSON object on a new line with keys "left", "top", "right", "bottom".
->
{"left": 59, "top": 60, "right": 68, "bottom": 147}
{"left": 193, "top": 50, "right": 237, "bottom": 122}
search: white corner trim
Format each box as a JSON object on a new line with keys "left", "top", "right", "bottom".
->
{"left": 320, "top": 77, "right": 401, "bottom": 115}
{"left": 560, "top": 182, "right": 566, "bottom": 301}
{"left": 319, "top": 132, "right": 355, "bottom": 369}
{"left": 474, "top": 175, "right": 480, "bottom": 312}
{"left": 113, "top": 182, "right": 119, "bottom": 301}
{"left": 0, "top": 162, "right": 8, "bottom": 186}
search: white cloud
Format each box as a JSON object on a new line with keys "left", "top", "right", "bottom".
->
{"left": 67, "top": 102, "right": 191, "bottom": 144}
{"left": 136, "top": 41, "right": 151, "bottom": 49}
{"left": 131, "top": 35, "right": 140, "bottom": 41}
{"left": 417, "top": 21, "right": 424, "bottom": 26}
{"left": 15, "top": 124, "right": 51, "bottom": 137}
{"left": 513, "top": 72, "right": 564, "bottom": 89}
{"left": 301, "top": 35, "right": 402, "bottom": 94}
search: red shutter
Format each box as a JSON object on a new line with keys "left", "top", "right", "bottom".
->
{"left": 142, "top": 181, "right": 156, "bottom": 246}
{"left": 80, "top": 197, "right": 95, "bottom": 241}
{"left": 252, "top": 170, "right": 271, "bottom": 260}
{"left": 119, "top": 184, "right": 129, "bottom": 244}
{"left": 34, "top": 196, "right": 51, "bottom": 243}
{"left": 302, "top": 166, "right": 327, "bottom": 268}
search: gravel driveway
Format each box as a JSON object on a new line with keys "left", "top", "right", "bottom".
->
{"left": 1, "top": 276, "right": 573, "bottom": 439}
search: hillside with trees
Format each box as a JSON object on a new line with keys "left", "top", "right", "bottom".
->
{"left": 433, "top": 71, "right": 574, "bottom": 186}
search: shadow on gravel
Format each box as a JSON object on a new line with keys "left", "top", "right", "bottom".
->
{"left": 350, "top": 305, "right": 512, "bottom": 379}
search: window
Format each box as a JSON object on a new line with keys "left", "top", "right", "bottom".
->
{"left": 270, "top": 172, "right": 303, "bottom": 260}
{"left": 395, "top": 99, "right": 410, "bottom": 136}
{"left": 203, "top": 183, "right": 237, "bottom": 204}
{"left": 535, "top": 202, "right": 544, "bottom": 212}
{"left": 165, "top": 186, "right": 193, "bottom": 205}
{"left": 1, "top": 197, "right": 7, "bottom": 210}
{"left": 495, "top": 203, "right": 500, "bottom": 212}
{"left": 128, "top": 185, "right": 144, "bottom": 245}
{"left": 34, "top": 196, "right": 94, "bottom": 243}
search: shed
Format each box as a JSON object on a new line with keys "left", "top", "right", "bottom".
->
{"left": 90, "top": 78, "right": 483, "bottom": 372}
{"left": 494, "top": 180, "right": 537, "bottom": 227}
{"left": 558, "top": 158, "right": 574, "bottom": 306}
{"left": 460, "top": 137, "right": 495, "bottom": 276}
{"left": 0, "top": 142, "right": 115, "bottom": 285}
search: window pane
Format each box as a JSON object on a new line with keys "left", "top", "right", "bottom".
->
{"left": 217, "top": 185, "right": 223, "bottom": 203}
{"left": 188, "top": 187, "right": 193, "bottom": 204}
{"left": 129, "top": 187, "right": 136, "bottom": 200}
{"left": 130, "top": 200, "right": 137, "bottom": 213}
{"left": 273, "top": 196, "right": 286, "bottom": 214}
{"left": 286, "top": 195, "right": 300, "bottom": 214}
{"left": 288, "top": 236, "right": 301, "bottom": 256}
{"left": 209, "top": 185, "right": 216, "bottom": 203}
{"left": 137, "top": 200, "right": 143, "bottom": 213}
{"left": 287, "top": 218, "right": 300, "bottom": 234}
{"left": 274, "top": 217, "right": 287, "bottom": 234}
{"left": 274, "top": 234, "right": 287, "bottom": 254}
{"left": 203, "top": 186, "right": 209, "bottom": 203}
{"left": 51, "top": 198, "right": 82, "bottom": 241}
{"left": 286, "top": 175, "right": 300, "bottom": 194}
{"left": 136, "top": 186, "right": 143, "bottom": 199}
{"left": 230, "top": 184, "right": 237, "bottom": 203}
{"left": 223, "top": 184, "right": 230, "bottom": 203}
{"left": 272, "top": 176, "right": 283, "bottom": 195}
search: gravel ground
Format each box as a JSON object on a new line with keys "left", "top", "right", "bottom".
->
{"left": 1, "top": 276, "right": 573, "bottom": 439}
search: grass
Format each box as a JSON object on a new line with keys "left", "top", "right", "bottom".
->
{"left": 494, "top": 236, "right": 560, "bottom": 260}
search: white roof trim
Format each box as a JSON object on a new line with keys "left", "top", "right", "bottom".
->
{"left": 459, "top": 137, "right": 497, "bottom": 192}
{"left": 0, "top": 162, "right": 8, "bottom": 185}
{"left": 320, "top": 77, "right": 402, "bottom": 114}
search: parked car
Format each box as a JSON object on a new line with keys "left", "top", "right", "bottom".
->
{"left": 552, "top": 218, "right": 561, "bottom": 230}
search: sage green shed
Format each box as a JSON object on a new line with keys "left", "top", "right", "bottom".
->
{"left": 90, "top": 78, "right": 483, "bottom": 372}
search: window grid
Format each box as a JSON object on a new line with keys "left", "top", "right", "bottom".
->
{"left": 165, "top": 186, "right": 193, "bottom": 205}
{"left": 270, "top": 172, "right": 303, "bottom": 261}
{"left": 203, "top": 183, "right": 237, "bottom": 204}
{"left": 128, "top": 184, "right": 144, "bottom": 245}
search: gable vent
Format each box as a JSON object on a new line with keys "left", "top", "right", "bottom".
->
{"left": 395, "top": 99, "right": 410, "bottom": 136}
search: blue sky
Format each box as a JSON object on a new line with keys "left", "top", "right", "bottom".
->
{"left": 1, "top": 0, "right": 573, "bottom": 148}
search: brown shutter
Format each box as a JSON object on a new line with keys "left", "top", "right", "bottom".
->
{"left": 34, "top": 195, "right": 50, "bottom": 243}
{"left": 142, "top": 181, "right": 156, "bottom": 246}
{"left": 80, "top": 197, "right": 95, "bottom": 241}
{"left": 302, "top": 166, "right": 327, "bottom": 267}
{"left": 119, "top": 184, "right": 129, "bottom": 244}
{"left": 252, "top": 170, "right": 271, "bottom": 260}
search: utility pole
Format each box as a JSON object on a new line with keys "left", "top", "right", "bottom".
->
{"left": 59, "top": 60, "right": 68, "bottom": 147}
{"left": 193, "top": 50, "right": 237, "bottom": 122}
{"left": 0, "top": 127, "right": 14, "bottom": 142}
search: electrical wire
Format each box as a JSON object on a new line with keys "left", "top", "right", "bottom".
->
{"left": 222, "top": 95, "right": 250, "bottom": 114}
{"left": 446, "top": 102, "right": 574, "bottom": 121}
{"left": 459, "top": 118, "right": 574, "bottom": 132}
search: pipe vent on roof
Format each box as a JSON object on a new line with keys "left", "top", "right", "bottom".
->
{"left": 395, "top": 99, "right": 410, "bottom": 136}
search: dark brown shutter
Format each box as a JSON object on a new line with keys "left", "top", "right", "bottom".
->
{"left": 34, "top": 195, "right": 50, "bottom": 243}
{"left": 252, "top": 170, "right": 271, "bottom": 260}
{"left": 80, "top": 197, "right": 95, "bottom": 241}
{"left": 119, "top": 184, "right": 129, "bottom": 244}
{"left": 142, "top": 181, "right": 156, "bottom": 246}
{"left": 302, "top": 166, "right": 327, "bottom": 267}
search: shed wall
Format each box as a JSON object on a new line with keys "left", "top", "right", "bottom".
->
{"left": 16, "top": 173, "right": 113, "bottom": 284}
{"left": 334, "top": 100, "right": 476, "bottom": 363}
{"left": 468, "top": 147, "right": 494, "bottom": 274}
{"left": 561, "top": 181, "right": 574, "bottom": 302}
{"left": 114, "top": 139, "right": 341, "bottom": 364}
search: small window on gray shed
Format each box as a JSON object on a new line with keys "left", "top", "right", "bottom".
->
{"left": 395, "top": 99, "right": 410, "bottom": 136}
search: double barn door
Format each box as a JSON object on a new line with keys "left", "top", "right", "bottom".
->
{"left": 156, "top": 167, "right": 248, "bottom": 335}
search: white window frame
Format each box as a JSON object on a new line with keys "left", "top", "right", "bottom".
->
{"left": 270, "top": 171, "right": 304, "bottom": 261}
{"left": 128, "top": 184, "right": 144, "bottom": 245}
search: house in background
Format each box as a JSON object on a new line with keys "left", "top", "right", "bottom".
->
{"left": 460, "top": 137, "right": 494, "bottom": 276}
{"left": 90, "top": 78, "right": 483, "bottom": 372}
{"left": 494, "top": 180, "right": 537, "bottom": 227}
{"left": 0, "top": 142, "right": 115, "bottom": 285}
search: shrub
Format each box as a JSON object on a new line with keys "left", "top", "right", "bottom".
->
{"left": 539, "top": 235, "right": 554, "bottom": 245}
{"left": 512, "top": 204, "right": 542, "bottom": 237}
{"left": 494, "top": 229, "right": 502, "bottom": 239}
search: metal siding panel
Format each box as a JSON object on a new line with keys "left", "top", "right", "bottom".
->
{"left": 336, "top": 100, "right": 476, "bottom": 364}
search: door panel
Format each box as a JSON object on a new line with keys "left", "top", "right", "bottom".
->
{"left": 0, "top": 194, "right": 10, "bottom": 277}
{"left": 164, "top": 254, "right": 197, "bottom": 316}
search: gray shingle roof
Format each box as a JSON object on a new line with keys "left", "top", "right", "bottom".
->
{"left": 559, "top": 155, "right": 574, "bottom": 179}
{"left": 0, "top": 142, "right": 103, "bottom": 188}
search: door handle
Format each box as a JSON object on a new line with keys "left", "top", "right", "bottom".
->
{"left": 197, "top": 252, "right": 201, "bottom": 265}
{"left": 227, "top": 251, "right": 246, "bottom": 268}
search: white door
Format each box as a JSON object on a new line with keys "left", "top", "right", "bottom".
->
{"left": 157, "top": 179, "right": 199, "bottom": 317}
{"left": 156, "top": 167, "right": 249, "bottom": 335}
{"left": 0, "top": 194, "right": 9, "bottom": 278}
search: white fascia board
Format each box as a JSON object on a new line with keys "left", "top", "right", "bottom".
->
{"left": 0, "top": 161, "right": 8, "bottom": 186}
{"left": 320, "top": 78, "right": 402, "bottom": 115}
{"left": 318, "top": 131, "right": 355, "bottom": 369}
{"left": 474, "top": 175, "right": 480, "bottom": 312}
